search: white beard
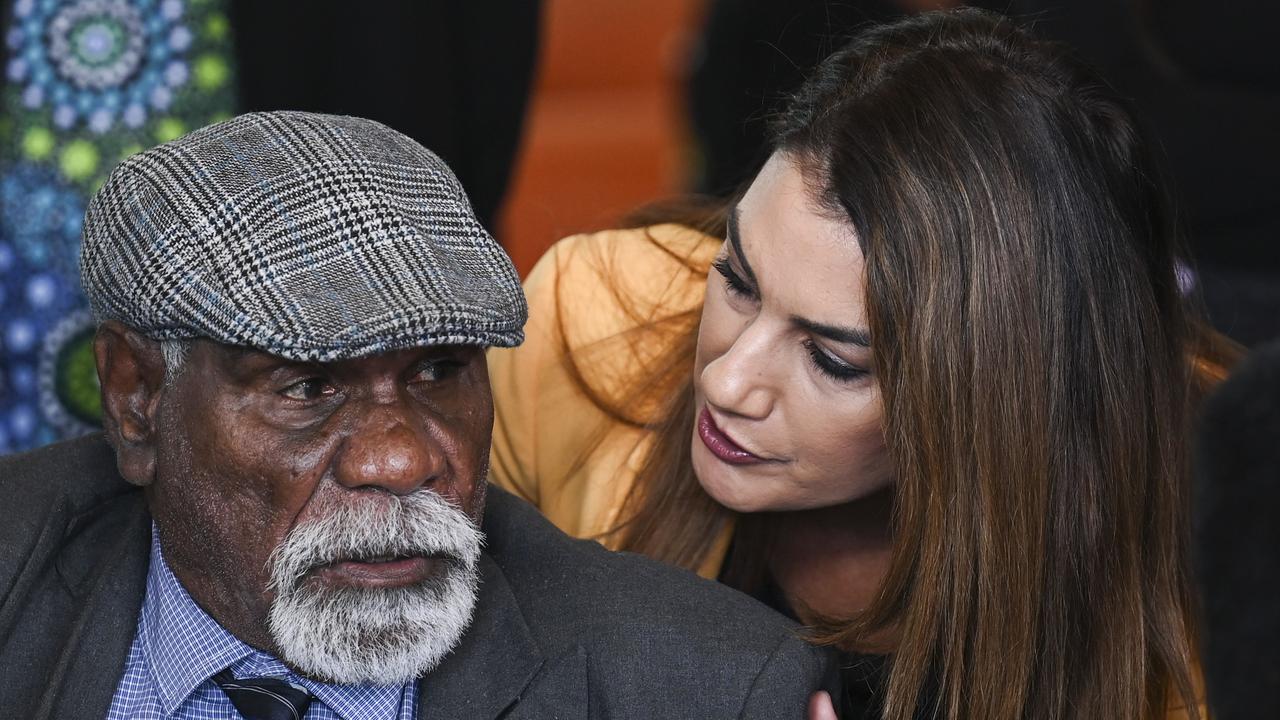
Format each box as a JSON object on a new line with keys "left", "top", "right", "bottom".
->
{"left": 265, "top": 490, "right": 483, "bottom": 685}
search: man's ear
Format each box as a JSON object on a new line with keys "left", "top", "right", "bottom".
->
{"left": 94, "top": 320, "right": 169, "bottom": 486}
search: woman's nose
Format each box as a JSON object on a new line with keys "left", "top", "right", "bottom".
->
{"left": 699, "top": 321, "right": 776, "bottom": 419}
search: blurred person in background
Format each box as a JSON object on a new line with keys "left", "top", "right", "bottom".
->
{"left": 228, "top": 0, "right": 540, "bottom": 234}
{"left": 490, "top": 9, "right": 1236, "bottom": 719}
{"left": 1194, "top": 338, "right": 1280, "bottom": 720}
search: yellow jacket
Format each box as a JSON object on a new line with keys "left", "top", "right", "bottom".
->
{"left": 488, "top": 224, "right": 731, "bottom": 578}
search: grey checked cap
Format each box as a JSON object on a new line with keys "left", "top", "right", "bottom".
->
{"left": 81, "top": 111, "right": 527, "bottom": 361}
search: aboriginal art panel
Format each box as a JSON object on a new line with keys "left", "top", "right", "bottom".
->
{"left": 1, "top": 0, "right": 235, "bottom": 452}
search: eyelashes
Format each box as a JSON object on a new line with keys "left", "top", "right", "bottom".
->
{"left": 803, "top": 340, "right": 867, "bottom": 383}
{"left": 712, "top": 256, "right": 755, "bottom": 299}
{"left": 712, "top": 254, "right": 868, "bottom": 385}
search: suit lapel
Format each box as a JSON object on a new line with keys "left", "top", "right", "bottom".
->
{"left": 36, "top": 500, "right": 151, "bottom": 720}
{"left": 416, "top": 553, "right": 545, "bottom": 719}
{"left": 497, "top": 645, "right": 588, "bottom": 720}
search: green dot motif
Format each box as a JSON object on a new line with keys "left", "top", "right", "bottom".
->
{"left": 59, "top": 140, "right": 100, "bottom": 181}
{"left": 56, "top": 329, "right": 103, "bottom": 425}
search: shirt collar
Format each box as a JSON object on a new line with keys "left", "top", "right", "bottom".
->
{"left": 141, "top": 525, "right": 413, "bottom": 719}
{"left": 141, "top": 527, "right": 254, "bottom": 713}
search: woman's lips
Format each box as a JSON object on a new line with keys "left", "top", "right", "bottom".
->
{"left": 311, "top": 555, "right": 443, "bottom": 589}
{"left": 697, "top": 407, "right": 768, "bottom": 466}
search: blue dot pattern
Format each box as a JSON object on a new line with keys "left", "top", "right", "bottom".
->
{"left": 1, "top": 0, "right": 238, "bottom": 455}
{"left": 7, "top": 0, "right": 193, "bottom": 132}
{"left": 0, "top": 163, "right": 88, "bottom": 452}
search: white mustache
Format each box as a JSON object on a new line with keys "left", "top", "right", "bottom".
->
{"left": 267, "top": 491, "right": 483, "bottom": 594}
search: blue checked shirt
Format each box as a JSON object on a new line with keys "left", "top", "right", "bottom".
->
{"left": 105, "top": 528, "right": 418, "bottom": 719}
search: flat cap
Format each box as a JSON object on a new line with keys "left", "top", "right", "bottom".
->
{"left": 80, "top": 111, "right": 527, "bottom": 360}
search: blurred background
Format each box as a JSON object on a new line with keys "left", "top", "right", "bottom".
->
{"left": 4, "top": 0, "right": 1278, "bottom": 456}
{"left": 1, "top": 0, "right": 1277, "bottom": 715}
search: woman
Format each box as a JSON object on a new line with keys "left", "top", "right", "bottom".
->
{"left": 489, "top": 10, "right": 1231, "bottom": 719}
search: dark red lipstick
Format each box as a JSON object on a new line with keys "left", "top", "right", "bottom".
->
{"left": 697, "top": 408, "right": 767, "bottom": 465}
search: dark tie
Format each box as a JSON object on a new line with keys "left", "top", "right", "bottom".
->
{"left": 213, "top": 669, "right": 315, "bottom": 720}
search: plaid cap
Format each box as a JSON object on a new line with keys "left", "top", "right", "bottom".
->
{"left": 80, "top": 111, "right": 527, "bottom": 361}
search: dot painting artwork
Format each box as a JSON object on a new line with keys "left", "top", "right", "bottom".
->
{"left": 1, "top": 0, "right": 236, "bottom": 453}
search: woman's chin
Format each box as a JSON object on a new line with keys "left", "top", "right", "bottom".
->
{"left": 691, "top": 443, "right": 775, "bottom": 513}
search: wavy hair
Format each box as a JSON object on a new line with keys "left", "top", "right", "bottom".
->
{"left": 567, "top": 10, "right": 1235, "bottom": 718}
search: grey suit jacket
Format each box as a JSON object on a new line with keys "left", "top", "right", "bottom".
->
{"left": 0, "top": 434, "right": 838, "bottom": 718}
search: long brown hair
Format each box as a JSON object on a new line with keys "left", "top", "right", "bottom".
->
{"left": 562, "top": 9, "right": 1234, "bottom": 719}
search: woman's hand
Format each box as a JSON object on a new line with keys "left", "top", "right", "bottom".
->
{"left": 808, "top": 690, "right": 839, "bottom": 720}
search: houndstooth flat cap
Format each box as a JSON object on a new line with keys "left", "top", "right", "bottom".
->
{"left": 80, "top": 111, "right": 527, "bottom": 361}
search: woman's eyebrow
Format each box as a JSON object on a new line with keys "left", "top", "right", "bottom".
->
{"left": 791, "top": 316, "right": 872, "bottom": 347}
{"left": 726, "top": 205, "right": 759, "bottom": 286}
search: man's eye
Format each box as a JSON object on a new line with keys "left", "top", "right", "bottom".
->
{"left": 411, "top": 360, "right": 465, "bottom": 384}
{"left": 280, "top": 378, "right": 334, "bottom": 401}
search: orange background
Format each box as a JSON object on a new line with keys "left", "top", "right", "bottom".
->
{"left": 497, "top": 0, "right": 706, "bottom": 277}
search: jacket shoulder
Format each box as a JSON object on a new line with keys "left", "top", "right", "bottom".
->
{"left": 482, "top": 486, "right": 835, "bottom": 715}
{"left": 0, "top": 434, "right": 137, "bottom": 584}
{"left": 0, "top": 433, "right": 129, "bottom": 518}
{"left": 0, "top": 435, "right": 149, "bottom": 716}
{"left": 483, "top": 484, "right": 788, "bottom": 637}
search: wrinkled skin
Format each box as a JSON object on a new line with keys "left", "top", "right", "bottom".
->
{"left": 94, "top": 321, "right": 492, "bottom": 654}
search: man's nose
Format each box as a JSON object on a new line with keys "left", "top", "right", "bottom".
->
{"left": 333, "top": 405, "right": 445, "bottom": 495}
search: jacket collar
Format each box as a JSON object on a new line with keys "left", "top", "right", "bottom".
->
{"left": 415, "top": 553, "right": 545, "bottom": 719}
{"left": 38, "top": 495, "right": 152, "bottom": 720}
{"left": 41, "top": 515, "right": 545, "bottom": 720}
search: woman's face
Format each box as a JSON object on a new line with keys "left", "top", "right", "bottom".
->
{"left": 692, "top": 152, "right": 892, "bottom": 513}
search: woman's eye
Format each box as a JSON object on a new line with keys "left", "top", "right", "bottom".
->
{"left": 713, "top": 257, "right": 756, "bottom": 300}
{"left": 803, "top": 340, "right": 868, "bottom": 383}
{"left": 280, "top": 378, "right": 334, "bottom": 401}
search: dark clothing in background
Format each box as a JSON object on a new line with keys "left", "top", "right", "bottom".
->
{"left": 688, "top": 0, "right": 1009, "bottom": 196}
{"left": 1194, "top": 340, "right": 1280, "bottom": 720}
{"left": 999, "top": 0, "right": 1280, "bottom": 346}
{"left": 0, "top": 434, "right": 840, "bottom": 719}
{"left": 229, "top": 1, "right": 541, "bottom": 234}
{"left": 688, "top": 0, "right": 1280, "bottom": 346}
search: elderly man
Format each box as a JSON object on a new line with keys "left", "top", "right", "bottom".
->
{"left": 0, "top": 112, "right": 835, "bottom": 719}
